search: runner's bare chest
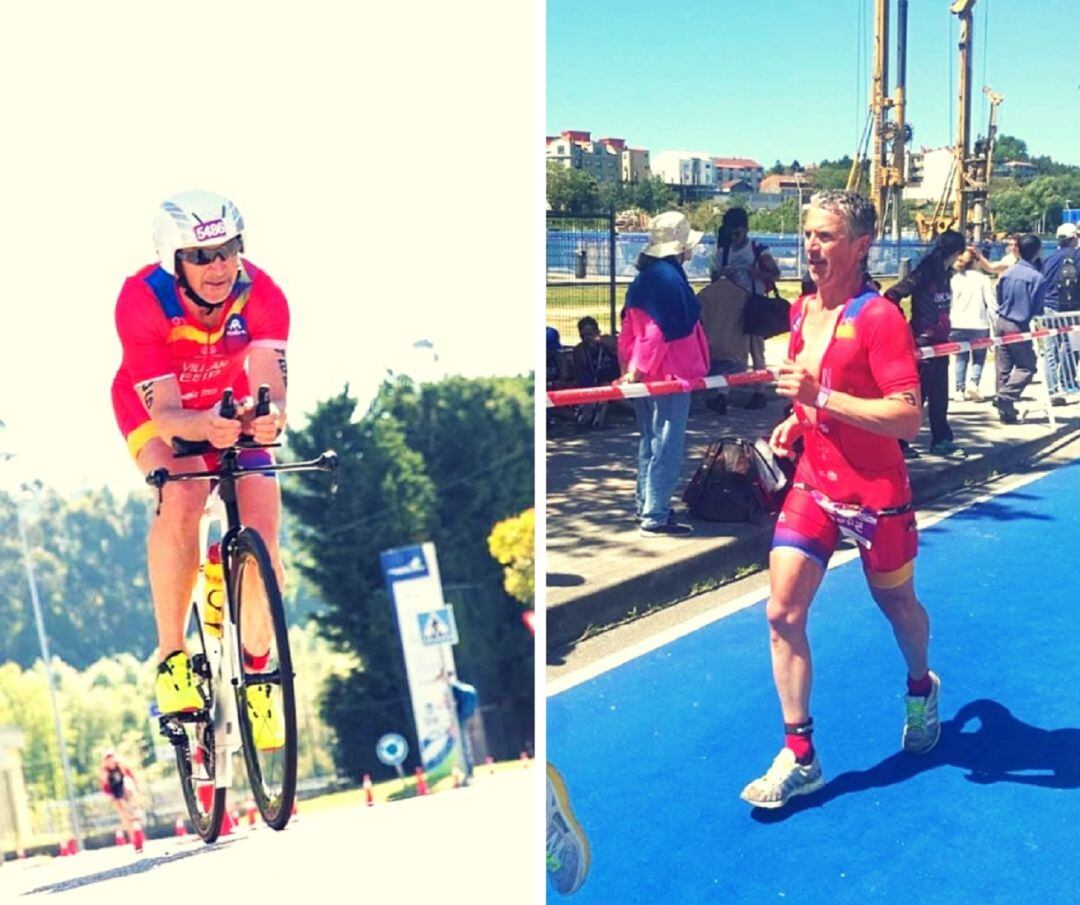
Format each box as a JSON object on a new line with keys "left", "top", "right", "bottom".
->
{"left": 794, "top": 298, "right": 845, "bottom": 382}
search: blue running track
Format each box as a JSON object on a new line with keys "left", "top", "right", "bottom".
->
{"left": 548, "top": 462, "right": 1080, "bottom": 904}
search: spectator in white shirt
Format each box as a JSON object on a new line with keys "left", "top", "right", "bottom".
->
{"left": 949, "top": 248, "right": 996, "bottom": 402}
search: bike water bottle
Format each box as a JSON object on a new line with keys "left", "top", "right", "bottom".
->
{"left": 202, "top": 544, "right": 225, "bottom": 638}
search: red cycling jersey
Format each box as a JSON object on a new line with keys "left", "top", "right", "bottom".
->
{"left": 111, "top": 260, "right": 289, "bottom": 458}
{"left": 788, "top": 287, "right": 919, "bottom": 510}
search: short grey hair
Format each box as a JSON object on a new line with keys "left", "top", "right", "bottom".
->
{"left": 809, "top": 190, "right": 877, "bottom": 241}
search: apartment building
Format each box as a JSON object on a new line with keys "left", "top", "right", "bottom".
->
{"left": 712, "top": 157, "right": 764, "bottom": 191}
{"left": 545, "top": 130, "right": 620, "bottom": 182}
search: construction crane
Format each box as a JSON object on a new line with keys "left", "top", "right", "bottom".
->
{"left": 847, "top": 0, "right": 911, "bottom": 242}
{"left": 913, "top": 0, "right": 1002, "bottom": 242}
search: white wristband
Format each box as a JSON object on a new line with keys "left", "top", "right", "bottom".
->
{"left": 814, "top": 388, "right": 831, "bottom": 410}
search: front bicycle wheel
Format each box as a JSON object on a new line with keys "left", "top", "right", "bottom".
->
{"left": 166, "top": 606, "right": 226, "bottom": 841}
{"left": 229, "top": 527, "right": 297, "bottom": 830}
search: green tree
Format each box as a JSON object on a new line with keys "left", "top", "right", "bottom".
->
{"left": 547, "top": 164, "right": 601, "bottom": 213}
{"left": 284, "top": 376, "right": 534, "bottom": 779}
{"left": 630, "top": 176, "right": 676, "bottom": 214}
{"left": 994, "top": 134, "right": 1028, "bottom": 164}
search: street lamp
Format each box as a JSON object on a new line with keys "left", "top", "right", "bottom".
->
{"left": 1, "top": 442, "right": 84, "bottom": 852}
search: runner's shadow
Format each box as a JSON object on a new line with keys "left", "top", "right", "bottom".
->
{"left": 751, "top": 699, "right": 1080, "bottom": 823}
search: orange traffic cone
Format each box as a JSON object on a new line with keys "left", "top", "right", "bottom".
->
{"left": 362, "top": 774, "right": 374, "bottom": 807}
{"left": 131, "top": 821, "right": 145, "bottom": 853}
{"left": 58, "top": 839, "right": 69, "bottom": 857}
{"left": 415, "top": 766, "right": 428, "bottom": 796}
{"left": 291, "top": 797, "right": 299, "bottom": 818}
{"left": 246, "top": 796, "right": 257, "bottom": 828}
{"left": 115, "top": 828, "right": 127, "bottom": 846}
{"left": 220, "top": 802, "right": 234, "bottom": 837}
{"left": 174, "top": 816, "right": 187, "bottom": 837}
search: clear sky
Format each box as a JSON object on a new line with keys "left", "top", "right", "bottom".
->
{"left": 548, "top": 0, "right": 1076, "bottom": 168}
{"left": 0, "top": 1, "right": 537, "bottom": 496}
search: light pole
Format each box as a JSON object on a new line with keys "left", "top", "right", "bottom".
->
{"left": 1, "top": 445, "right": 84, "bottom": 851}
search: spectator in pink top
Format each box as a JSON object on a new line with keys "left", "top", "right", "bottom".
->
{"left": 618, "top": 211, "right": 710, "bottom": 537}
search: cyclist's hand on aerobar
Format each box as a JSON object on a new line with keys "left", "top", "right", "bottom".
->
{"left": 206, "top": 400, "right": 244, "bottom": 449}
{"left": 240, "top": 398, "right": 284, "bottom": 444}
{"left": 775, "top": 358, "right": 820, "bottom": 407}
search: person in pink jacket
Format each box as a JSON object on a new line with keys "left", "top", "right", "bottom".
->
{"left": 618, "top": 211, "right": 710, "bottom": 536}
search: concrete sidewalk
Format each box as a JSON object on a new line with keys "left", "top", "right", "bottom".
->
{"left": 546, "top": 366, "right": 1080, "bottom": 657}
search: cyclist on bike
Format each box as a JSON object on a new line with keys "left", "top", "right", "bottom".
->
{"left": 111, "top": 190, "right": 288, "bottom": 749}
{"left": 99, "top": 750, "right": 145, "bottom": 851}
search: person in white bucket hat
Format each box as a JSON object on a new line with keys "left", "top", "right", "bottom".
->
{"left": 616, "top": 211, "right": 710, "bottom": 537}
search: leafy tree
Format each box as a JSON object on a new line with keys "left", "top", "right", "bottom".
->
{"left": 811, "top": 164, "right": 848, "bottom": 191}
{"left": 284, "top": 376, "right": 534, "bottom": 779}
{"left": 488, "top": 508, "right": 534, "bottom": 606}
{"left": 547, "top": 164, "right": 602, "bottom": 213}
{"left": 769, "top": 160, "right": 784, "bottom": 175}
{"left": 749, "top": 198, "right": 801, "bottom": 234}
{"left": 994, "top": 134, "right": 1028, "bottom": 164}
{"left": 630, "top": 176, "right": 676, "bottom": 214}
{"left": 990, "top": 189, "right": 1040, "bottom": 233}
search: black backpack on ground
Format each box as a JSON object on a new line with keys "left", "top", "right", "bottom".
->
{"left": 1058, "top": 251, "right": 1080, "bottom": 312}
{"left": 682, "top": 436, "right": 794, "bottom": 522}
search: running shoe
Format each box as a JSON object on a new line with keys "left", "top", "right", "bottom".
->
{"left": 928, "top": 440, "right": 967, "bottom": 459}
{"left": 902, "top": 670, "right": 942, "bottom": 754}
{"left": 964, "top": 386, "right": 984, "bottom": 402}
{"left": 639, "top": 516, "right": 693, "bottom": 537}
{"left": 155, "top": 651, "right": 206, "bottom": 715}
{"left": 547, "top": 764, "right": 590, "bottom": 896}
{"left": 739, "top": 747, "right": 825, "bottom": 809}
{"left": 244, "top": 683, "right": 286, "bottom": 752}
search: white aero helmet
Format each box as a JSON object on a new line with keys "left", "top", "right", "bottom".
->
{"left": 152, "top": 190, "right": 245, "bottom": 275}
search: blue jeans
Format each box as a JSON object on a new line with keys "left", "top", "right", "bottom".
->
{"left": 1040, "top": 310, "right": 1077, "bottom": 393}
{"left": 950, "top": 328, "right": 989, "bottom": 390}
{"left": 633, "top": 392, "right": 692, "bottom": 526}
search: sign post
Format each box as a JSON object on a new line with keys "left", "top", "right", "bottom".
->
{"left": 380, "top": 544, "right": 468, "bottom": 787}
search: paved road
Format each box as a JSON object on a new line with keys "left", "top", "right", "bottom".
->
{"left": 0, "top": 769, "right": 536, "bottom": 904}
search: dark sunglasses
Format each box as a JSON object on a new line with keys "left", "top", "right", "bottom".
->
{"left": 176, "top": 234, "right": 244, "bottom": 265}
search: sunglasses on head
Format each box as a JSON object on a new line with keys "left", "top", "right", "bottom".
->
{"left": 176, "top": 234, "right": 244, "bottom": 265}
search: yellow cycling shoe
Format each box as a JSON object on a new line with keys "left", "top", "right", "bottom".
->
{"left": 155, "top": 651, "right": 206, "bottom": 715}
{"left": 244, "top": 683, "right": 286, "bottom": 751}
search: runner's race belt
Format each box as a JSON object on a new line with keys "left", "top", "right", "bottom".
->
{"left": 794, "top": 482, "right": 912, "bottom": 550}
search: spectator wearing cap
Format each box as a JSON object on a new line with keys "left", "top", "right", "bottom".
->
{"left": 1037, "top": 222, "right": 1080, "bottom": 401}
{"left": 618, "top": 211, "right": 710, "bottom": 537}
{"left": 994, "top": 234, "right": 1047, "bottom": 424}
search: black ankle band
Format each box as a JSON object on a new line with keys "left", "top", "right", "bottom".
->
{"left": 784, "top": 718, "right": 814, "bottom": 736}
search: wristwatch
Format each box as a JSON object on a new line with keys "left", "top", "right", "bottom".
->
{"left": 814, "top": 387, "right": 831, "bottom": 410}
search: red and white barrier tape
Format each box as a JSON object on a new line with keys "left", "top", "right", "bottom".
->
{"left": 546, "top": 323, "right": 1080, "bottom": 408}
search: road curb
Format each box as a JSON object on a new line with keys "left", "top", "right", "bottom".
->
{"left": 547, "top": 422, "right": 1080, "bottom": 653}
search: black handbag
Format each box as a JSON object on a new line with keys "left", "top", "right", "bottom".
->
{"left": 742, "top": 291, "right": 791, "bottom": 339}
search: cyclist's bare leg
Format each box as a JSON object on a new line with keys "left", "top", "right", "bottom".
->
{"left": 112, "top": 797, "right": 133, "bottom": 838}
{"left": 236, "top": 475, "right": 284, "bottom": 661}
{"left": 137, "top": 438, "right": 211, "bottom": 662}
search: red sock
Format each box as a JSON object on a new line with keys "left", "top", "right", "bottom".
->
{"left": 243, "top": 648, "right": 270, "bottom": 672}
{"left": 907, "top": 672, "right": 932, "bottom": 697}
{"left": 784, "top": 719, "right": 815, "bottom": 764}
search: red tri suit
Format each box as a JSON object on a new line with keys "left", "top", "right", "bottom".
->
{"left": 772, "top": 287, "right": 921, "bottom": 584}
{"left": 112, "top": 260, "right": 289, "bottom": 459}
